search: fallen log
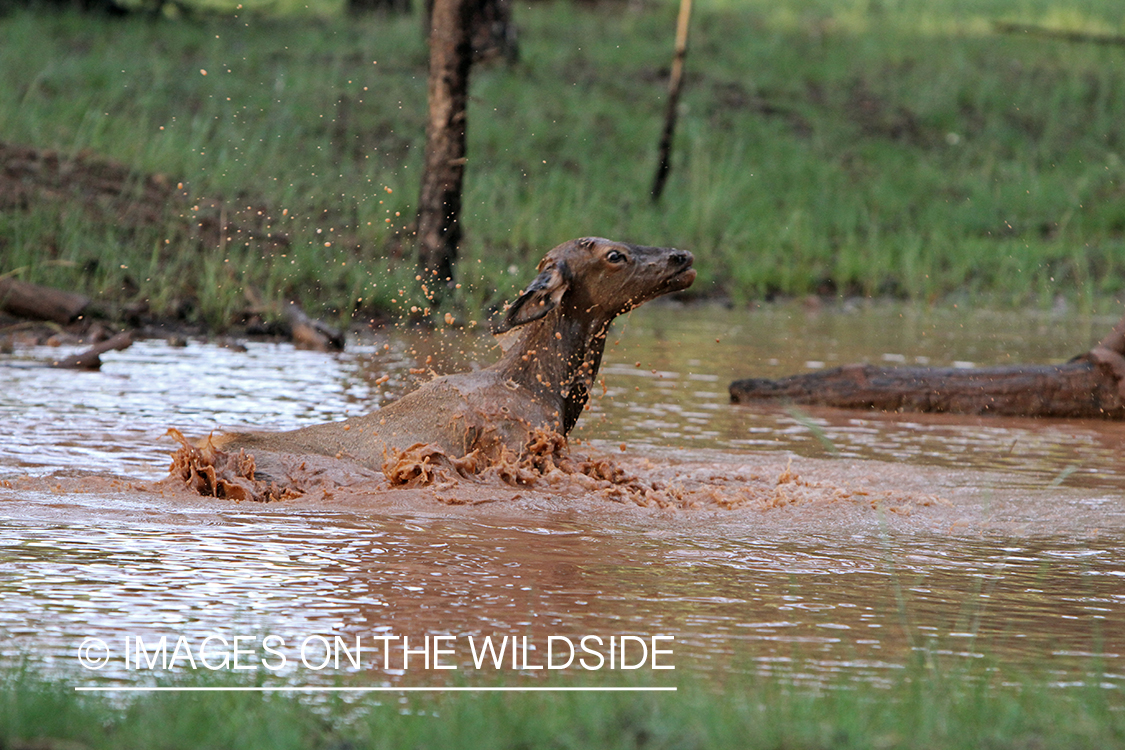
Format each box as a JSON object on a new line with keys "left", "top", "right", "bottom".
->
{"left": 50, "top": 331, "right": 133, "bottom": 370}
{"left": 0, "top": 277, "right": 90, "bottom": 324}
{"left": 730, "top": 312, "right": 1125, "bottom": 420}
{"left": 994, "top": 21, "right": 1125, "bottom": 47}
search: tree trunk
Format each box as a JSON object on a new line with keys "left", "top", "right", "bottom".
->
{"left": 423, "top": 0, "right": 518, "bottom": 63}
{"left": 651, "top": 0, "right": 693, "bottom": 202}
{"left": 730, "top": 312, "right": 1125, "bottom": 420}
{"left": 416, "top": 0, "right": 476, "bottom": 297}
{"left": 469, "top": 0, "right": 518, "bottom": 62}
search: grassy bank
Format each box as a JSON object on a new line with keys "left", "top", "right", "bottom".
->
{"left": 3, "top": 664, "right": 1123, "bottom": 750}
{"left": 1, "top": 0, "right": 1124, "bottom": 328}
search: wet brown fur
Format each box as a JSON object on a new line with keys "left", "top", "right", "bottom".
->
{"left": 212, "top": 237, "right": 695, "bottom": 472}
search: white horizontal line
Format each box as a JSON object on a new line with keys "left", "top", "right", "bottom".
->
{"left": 75, "top": 686, "right": 677, "bottom": 693}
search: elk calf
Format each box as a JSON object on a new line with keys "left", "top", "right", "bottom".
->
{"left": 214, "top": 237, "right": 695, "bottom": 470}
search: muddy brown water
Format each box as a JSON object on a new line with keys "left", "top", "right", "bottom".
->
{"left": 2, "top": 302, "right": 1124, "bottom": 688}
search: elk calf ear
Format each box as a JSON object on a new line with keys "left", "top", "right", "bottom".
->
{"left": 494, "top": 261, "right": 570, "bottom": 333}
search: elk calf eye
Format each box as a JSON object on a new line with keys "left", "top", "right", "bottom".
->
{"left": 606, "top": 250, "right": 626, "bottom": 263}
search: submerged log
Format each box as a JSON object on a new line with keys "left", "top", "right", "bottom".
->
{"left": 50, "top": 331, "right": 133, "bottom": 370}
{"left": 730, "top": 312, "right": 1125, "bottom": 419}
{"left": 0, "top": 277, "right": 89, "bottom": 324}
{"left": 242, "top": 286, "right": 344, "bottom": 351}
{"left": 283, "top": 301, "right": 344, "bottom": 351}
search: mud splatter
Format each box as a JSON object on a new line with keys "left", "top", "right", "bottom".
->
{"left": 167, "top": 428, "right": 299, "bottom": 503}
{"left": 382, "top": 430, "right": 943, "bottom": 511}
{"left": 169, "top": 426, "right": 943, "bottom": 513}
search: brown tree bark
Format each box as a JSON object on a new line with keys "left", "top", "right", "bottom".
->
{"left": 729, "top": 312, "right": 1125, "bottom": 419}
{"left": 423, "top": 0, "right": 518, "bottom": 63}
{"left": 416, "top": 0, "right": 476, "bottom": 297}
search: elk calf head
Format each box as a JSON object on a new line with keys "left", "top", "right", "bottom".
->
{"left": 491, "top": 237, "right": 695, "bottom": 434}
{"left": 494, "top": 237, "right": 696, "bottom": 334}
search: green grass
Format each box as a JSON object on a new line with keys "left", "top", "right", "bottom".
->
{"left": 1, "top": 0, "right": 1124, "bottom": 327}
{"left": 2, "top": 661, "right": 1123, "bottom": 750}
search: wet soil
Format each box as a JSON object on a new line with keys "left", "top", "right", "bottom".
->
{"left": 0, "top": 142, "right": 176, "bottom": 226}
{"left": 0, "top": 140, "right": 315, "bottom": 339}
{"left": 0, "top": 141, "right": 288, "bottom": 257}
